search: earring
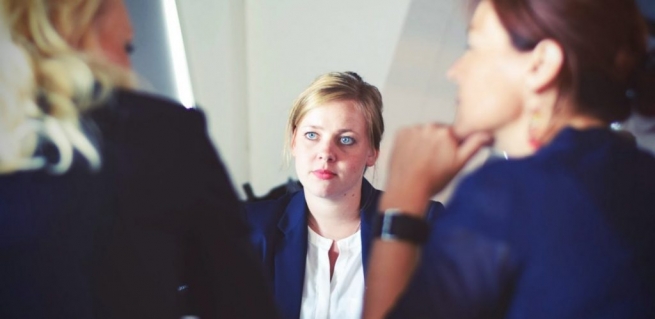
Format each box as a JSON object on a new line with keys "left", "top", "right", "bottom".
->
{"left": 528, "top": 111, "right": 545, "bottom": 150}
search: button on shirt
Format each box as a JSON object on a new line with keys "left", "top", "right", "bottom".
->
{"left": 299, "top": 227, "right": 364, "bottom": 319}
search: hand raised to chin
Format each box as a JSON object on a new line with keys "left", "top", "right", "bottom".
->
{"left": 380, "top": 123, "right": 491, "bottom": 216}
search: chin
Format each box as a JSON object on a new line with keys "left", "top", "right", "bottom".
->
{"left": 304, "top": 182, "right": 335, "bottom": 198}
{"left": 454, "top": 122, "right": 497, "bottom": 141}
{"left": 452, "top": 123, "right": 473, "bottom": 139}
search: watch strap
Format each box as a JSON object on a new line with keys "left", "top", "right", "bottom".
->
{"left": 373, "top": 208, "right": 430, "bottom": 245}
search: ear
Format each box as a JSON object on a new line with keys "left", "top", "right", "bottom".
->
{"left": 365, "top": 148, "right": 379, "bottom": 167}
{"left": 525, "top": 39, "right": 564, "bottom": 93}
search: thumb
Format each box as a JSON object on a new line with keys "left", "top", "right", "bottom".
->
{"left": 456, "top": 132, "right": 492, "bottom": 165}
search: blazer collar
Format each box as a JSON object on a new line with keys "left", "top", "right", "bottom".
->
{"left": 359, "top": 178, "right": 380, "bottom": 275}
{"left": 277, "top": 190, "right": 308, "bottom": 235}
{"left": 276, "top": 178, "right": 379, "bottom": 235}
{"left": 274, "top": 191, "right": 309, "bottom": 319}
{"left": 273, "top": 178, "right": 380, "bottom": 319}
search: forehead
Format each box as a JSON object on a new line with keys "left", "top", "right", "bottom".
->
{"left": 297, "top": 100, "right": 367, "bottom": 130}
{"left": 468, "top": 1, "right": 513, "bottom": 46}
{"left": 469, "top": 1, "right": 501, "bottom": 35}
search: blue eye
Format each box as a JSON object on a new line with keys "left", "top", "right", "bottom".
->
{"left": 340, "top": 136, "right": 354, "bottom": 145}
{"left": 305, "top": 132, "right": 318, "bottom": 140}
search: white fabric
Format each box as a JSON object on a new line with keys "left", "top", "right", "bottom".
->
{"left": 299, "top": 227, "right": 364, "bottom": 319}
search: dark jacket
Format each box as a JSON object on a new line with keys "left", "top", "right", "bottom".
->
{"left": 0, "top": 90, "right": 277, "bottom": 319}
{"left": 390, "top": 127, "right": 655, "bottom": 319}
{"left": 245, "top": 178, "right": 444, "bottom": 319}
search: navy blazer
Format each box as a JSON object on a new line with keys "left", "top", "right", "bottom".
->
{"left": 0, "top": 90, "right": 278, "bottom": 319}
{"left": 389, "top": 127, "right": 655, "bottom": 319}
{"left": 245, "top": 178, "right": 444, "bottom": 319}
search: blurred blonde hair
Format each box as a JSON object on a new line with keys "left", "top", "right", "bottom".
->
{"left": 0, "top": 10, "right": 42, "bottom": 173}
{"left": 284, "top": 71, "right": 384, "bottom": 165}
{"left": 0, "top": 0, "right": 136, "bottom": 174}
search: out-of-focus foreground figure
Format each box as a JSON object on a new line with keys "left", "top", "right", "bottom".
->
{"left": 364, "top": 0, "right": 655, "bottom": 318}
{"left": 0, "top": 0, "right": 278, "bottom": 318}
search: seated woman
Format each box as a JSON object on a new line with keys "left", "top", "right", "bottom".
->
{"left": 0, "top": 0, "right": 277, "bottom": 318}
{"left": 363, "top": 0, "right": 655, "bottom": 318}
{"left": 245, "top": 71, "right": 444, "bottom": 319}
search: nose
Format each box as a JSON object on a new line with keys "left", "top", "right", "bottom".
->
{"left": 317, "top": 140, "right": 336, "bottom": 162}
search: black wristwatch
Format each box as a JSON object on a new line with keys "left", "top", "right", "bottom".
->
{"left": 373, "top": 208, "right": 430, "bottom": 245}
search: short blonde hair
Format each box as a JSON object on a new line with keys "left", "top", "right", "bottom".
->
{"left": 284, "top": 71, "right": 384, "bottom": 163}
{"left": 0, "top": 0, "right": 135, "bottom": 174}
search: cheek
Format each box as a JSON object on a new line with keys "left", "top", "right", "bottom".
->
{"left": 95, "top": 24, "right": 131, "bottom": 68}
{"left": 455, "top": 90, "right": 523, "bottom": 137}
{"left": 293, "top": 150, "right": 311, "bottom": 177}
{"left": 290, "top": 140, "right": 297, "bottom": 158}
{"left": 290, "top": 134, "right": 304, "bottom": 157}
{"left": 342, "top": 149, "right": 373, "bottom": 171}
{"left": 454, "top": 57, "right": 524, "bottom": 136}
{"left": 101, "top": 40, "right": 130, "bottom": 68}
{"left": 291, "top": 141, "right": 321, "bottom": 170}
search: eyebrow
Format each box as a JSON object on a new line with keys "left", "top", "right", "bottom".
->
{"left": 300, "top": 125, "right": 358, "bottom": 134}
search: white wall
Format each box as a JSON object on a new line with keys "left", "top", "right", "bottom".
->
{"left": 125, "top": 0, "right": 178, "bottom": 100}
{"left": 376, "top": 0, "right": 473, "bottom": 201}
{"left": 176, "top": 0, "right": 469, "bottom": 199}
{"left": 245, "top": 0, "right": 413, "bottom": 196}
{"left": 176, "top": 1, "right": 250, "bottom": 195}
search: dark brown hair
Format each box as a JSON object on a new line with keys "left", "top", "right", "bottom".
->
{"left": 471, "top": 0, "right": 655, "bottom": 120}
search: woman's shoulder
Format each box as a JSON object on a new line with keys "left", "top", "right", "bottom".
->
{"left": 244, "top": 190, "right": 303, "bottom": 231}
{"left": 89, "top": 89, "right": 207, "bottom": 134}
{"left": 443, "top": 158, "right": 534, "bottom": 226}
{"left": 112, "top": 89, "right": 198, "bottom": 115}
{"left": 461, "top": 150, "right": 556, "bottom": 189}
{"left": 456, "top": 159, "right": 521, "bottom": 192}
{"left": 365, "top": 180, "right": 444, "bottom": 223}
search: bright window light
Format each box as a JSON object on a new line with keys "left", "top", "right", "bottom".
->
{"left": 162, "top": 0, "right": 195, "bottom": 108}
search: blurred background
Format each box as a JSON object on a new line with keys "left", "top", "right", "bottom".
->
{"left": 125, "top": 0, "right": 655, "bottom": 200}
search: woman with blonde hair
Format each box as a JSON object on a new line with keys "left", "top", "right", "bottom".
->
{"left": 0, "top": 0, "right": 277, "bottom": 318}
{"left": 245, "top": 71, "right": 443, "bottom": 319}
{"left": 364, "top": 0, "right": 655, "bottom": 318}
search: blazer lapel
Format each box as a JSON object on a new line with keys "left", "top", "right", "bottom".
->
{"left": 274, "top": 192, "right": 309, "bottom": 319}
{"left": 359, "top": 178, "right": 380, "bottom": 277}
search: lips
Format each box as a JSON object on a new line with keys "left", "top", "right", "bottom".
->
{"left": 312, "top": 169, "right": 336, "bottom": 180}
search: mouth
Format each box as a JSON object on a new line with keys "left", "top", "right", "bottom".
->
{"left": 312, "top": 169, "right": 336, "bottom": 180}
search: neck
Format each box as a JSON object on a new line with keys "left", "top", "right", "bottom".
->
{"left": 305, "top": 187, "right": 362, "bottom": 241}
{"left": 539, "top": 111, "right": 606, "bottom": 145}
{"left": 526, "top": 93, "right": 606, "bottom": 148}
{"left": 493, "top": 113, "right": 534, "bottom": 158}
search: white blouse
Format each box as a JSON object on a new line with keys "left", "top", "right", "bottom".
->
{"left": 299, "top": 227, "right": 365, "bottom": 319}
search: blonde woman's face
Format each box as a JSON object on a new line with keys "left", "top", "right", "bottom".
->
{"left": 447, "top": 0, "right": 530, "bottom": 139}
{"left": 291, "top": 100, "right": 378, "bottom": 200}
{"left": 89, "top": 0, "right": 134, "bottom": 68}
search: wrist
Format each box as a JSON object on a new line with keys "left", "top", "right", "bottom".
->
{"left": 379, "top": 186, "right": 431, "bottom": 218}
{"left": 373, "top": 208, "right": 430, "bottom": 245}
